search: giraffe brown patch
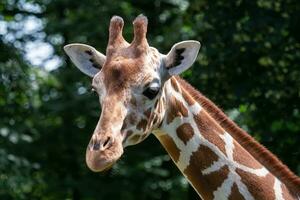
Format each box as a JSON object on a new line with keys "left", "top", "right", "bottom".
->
{"left": 130, "top": 96, "right": 137, "bottom": 107}
{"left": 228, "top": 183, "right": 245, "bottom": 200}
{"left": 123, "top": 113, "right": 137, "bottom": 130}
{"left": 233, "top": 141, "right": 263, "bottom": 169}
{"left": 158, "top": 134, "right": 180, "bottom": 163}
{"left": 137, "top": 119, "right": 147, "bottom": 131}
{"left": 281, "top": 182, "right": 295, "bottom": 200}
{"left": 170, "top": 77, "right": 180, "bottom": 92}
{"left": 111, "top": 67, "right": 122, "bottom": 79}
{"left": 128, "top": 114, "right": 136, "bottom": 124}
{"left": 236, "top": 168, "right": 275, "bottom": 200}
{"left": 184, "top": 145, "right": 228, "bottom": 200}
{"left": 176, "top": 123, "right": 194, "bottom": 145}
{"left": 144, "top": 107, "right": 151, "bottom": 118}
{"left": 194, "top": 110, "right": 226, "bottom": 155}
{"left": 166, "top": 96, "right": 188, "bottom": 124}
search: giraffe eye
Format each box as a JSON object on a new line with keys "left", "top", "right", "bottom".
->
{"left": 143, "top": 84, "right": 160, "bottom": 100}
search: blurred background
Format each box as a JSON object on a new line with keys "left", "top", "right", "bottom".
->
{"left": 0, "top": 0, "right": 299, "bottom": 199}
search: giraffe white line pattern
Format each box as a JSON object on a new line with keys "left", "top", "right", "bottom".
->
{"left": 159, "top": 84, "right": 287, "bottom": 200}
{"left": 274, "top": 178, "right": 284, "bottom": 200}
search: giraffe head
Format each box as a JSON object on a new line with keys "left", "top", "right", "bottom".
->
{"left": 64, "top": 15, "right": 200, "bottom": 172}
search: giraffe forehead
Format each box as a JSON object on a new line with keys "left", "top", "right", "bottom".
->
{"left": 102, "top": 59, "right": 144, "bottom": 87}
{"left": 101, "top": 50, "right": 161, "bottom": 88}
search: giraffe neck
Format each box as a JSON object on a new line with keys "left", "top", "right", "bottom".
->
{"left": 153, "top": 77, "right": 297, "bottom": 200}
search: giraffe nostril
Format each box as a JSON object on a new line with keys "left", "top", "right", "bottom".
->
{"left": 93, "top": 140, "right": 100, "bottom": 151}
{"left": 90, "top": 136, "right": 114, "bottom": 151}
{"left": 102, "top": 136, "right": 112, "bottom": 149}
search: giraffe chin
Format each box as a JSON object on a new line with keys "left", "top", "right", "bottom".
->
{"left": 85, "top": 141, "right": 124, "bottom": 172}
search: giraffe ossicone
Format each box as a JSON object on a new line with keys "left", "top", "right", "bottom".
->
{"left": 64, "top": 15, "right": 300, "bottom": 199}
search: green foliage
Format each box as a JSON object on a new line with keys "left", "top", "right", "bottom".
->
{"left": 0, "top": 0, "right": 299, "bottom": 199}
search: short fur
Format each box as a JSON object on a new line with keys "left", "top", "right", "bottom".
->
{"left": 175, "top": 76, "right": 300, "bottom": 195}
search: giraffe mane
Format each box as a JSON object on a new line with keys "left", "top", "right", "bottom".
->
{"left": 175, "top": 76, "right": 300, "bottom": 194}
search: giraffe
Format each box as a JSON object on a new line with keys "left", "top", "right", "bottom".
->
{"left": 64, "top": 15, "right": 300, "bottom": 199}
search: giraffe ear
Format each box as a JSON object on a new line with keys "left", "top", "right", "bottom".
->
{"left": 164, "top": 40, "right": 200, "bottom": 76}
{"left": 64, "top": 43, "right": 106, "bottom": 77}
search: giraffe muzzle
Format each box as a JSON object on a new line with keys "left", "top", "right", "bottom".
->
{"left": 85, "top": 135, "right": 123, "bottom": 172}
